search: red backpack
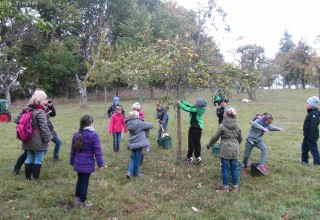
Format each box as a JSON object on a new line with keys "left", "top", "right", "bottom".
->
{"left": 16, "top": 109, "right": 37, "bottom": 142}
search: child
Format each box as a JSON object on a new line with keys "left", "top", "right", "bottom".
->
{"left": 156, "top": 102, "right": 169, "bottom": 140}
{"left": 108, "top": 106, "right": 127, "bottom": 152}
{"left": 213, "top": 95, "right": 221, "bottom": 106}
{"left": 107, "top": 97, "right": 125, "bottom": 118}
{"left": 242, "top": 113, "right": 283, "bottom": 174}
{"left": 132, "top": 102, "right": 149, "bottom": 155}
{"left": 70, "top": 115, "right": 105, "bottom": 208}
{"left": 126, "top": 111, "right": 153, "bottom": 179}
{"left": 301, "top": 96, "right": 320, "bottom": 166}
{"left": 206, "top": 108, "right": 242, "bottom": 192}
{"left": 216, "top": 98, "right": 229, "bottom": 124}
{"left": 176, "top": 98, "right": 207, "bottom": 165}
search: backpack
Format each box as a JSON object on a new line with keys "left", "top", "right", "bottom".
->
{"left": 251, "top": 112, "right": 268, "bottom": 123}
{"left": 16, "top": 109, "right": 37, "bottom": 142}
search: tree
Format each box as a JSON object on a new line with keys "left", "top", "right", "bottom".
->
{"left": 236, "top": 44, "right": 266, "bottom": 100}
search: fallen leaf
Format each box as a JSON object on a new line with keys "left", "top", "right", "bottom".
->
{"left": 187, "top": 174, "right": 192, "bottom": 179}
{"left": 114, "top": 167, "right": 119, "bottom": 171}
{"left": 192, "top": 207, "right": 199, "bottom": 212}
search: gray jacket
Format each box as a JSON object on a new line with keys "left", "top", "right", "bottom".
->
{"left": 247, "top": 117, "right": 281, "bottom": 142}
{"left": 126, "top": 118, "right": 153, "bottom": 149}
{"left": 207, "top": 116, "right": 242, "bottom": 159}
{"left": 22, "top": 109, "right": 51, "bottom": 151}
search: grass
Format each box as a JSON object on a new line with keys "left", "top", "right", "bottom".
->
{"left": 1, "top": 89, "right": 320, "bottom": 219}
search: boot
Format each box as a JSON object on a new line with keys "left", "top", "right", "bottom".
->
{"left": 25, "top": 164, "right": 33, "bottom": 180}
{"left": 32, "top": 164, "right": 41, "bottom": 179}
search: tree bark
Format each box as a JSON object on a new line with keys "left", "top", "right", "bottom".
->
{"left": 150, "top": 86, "right": 155, "bottom": 99}
{"left": 76, "top": 74, "right": 88, "bottom": 108}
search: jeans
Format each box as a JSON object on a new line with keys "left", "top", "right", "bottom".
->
{"left": 75, "top": 173, "right": 91, "bottom": 202}
{"left": 25, "top": 150, "right": 46, "bottom": 165}
{"left": 221, "top": 158, "right": 239, "bottom": 186}
{"left": 187, "top": 128, "right": 202, "bottom": 158}
{"left": 52, "top": 135, "right": 62, "bottom": 158}
{"left": 128, "top": 148, "right": 143, "bottom": 176}
{"left": 14, "top": 150, "right": 27, "bottom": 171}
{"left": 242, "top": 139, "right": 268, "bottom": 167}
{"left": 113, "top": 132, "right": 121, "bottom": 151}
{"left": 301, "top": 137, "right": 320, "bottom": 165}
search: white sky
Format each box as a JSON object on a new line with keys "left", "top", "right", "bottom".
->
{"left": 174, "top": 0, "right": 320, "bottom": 62}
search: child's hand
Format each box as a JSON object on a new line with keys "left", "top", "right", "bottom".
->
{"left": 263, "top": 128, "right": 269, "bottom": 133}
{"left": 176, "top": 100, "right": 181, "bottom": 104}
{"left": 279, "top": 128, "right": 284, "bottom": 131}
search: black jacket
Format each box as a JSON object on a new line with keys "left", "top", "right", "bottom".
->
{"left": 107, "top": 104, "right": 125, "bottom": 118}
{"left": 303, "top": 107, "right": 320, "bottom": 141}
{"left": 216, "top": 106, "right": 226, "bottom": 124}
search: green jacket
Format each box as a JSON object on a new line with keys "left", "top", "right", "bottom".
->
{"left": 207, "top": 116, "right": 242, "bottom": 159}
{"left": 178, "top": 101, "right": 206, "bottom": 129}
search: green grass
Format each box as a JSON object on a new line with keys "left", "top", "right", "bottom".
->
{"left": 1, "top": 89, "right": 320, "bottom": 219}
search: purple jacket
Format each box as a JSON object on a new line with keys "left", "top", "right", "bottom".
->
{"left": 70, "top": 129, "right": 104, "bottom": 173}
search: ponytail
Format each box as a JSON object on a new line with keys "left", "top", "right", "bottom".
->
{"left": 74, "top": 115, "right": 94, "bottom": 151}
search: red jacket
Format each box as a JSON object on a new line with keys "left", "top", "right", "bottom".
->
{"left": 109, "top": 113, "right": 127, "bottom": 133}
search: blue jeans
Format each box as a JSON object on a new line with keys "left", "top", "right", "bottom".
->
{"left": 25, "top": 150, "right": 46, "bottom": 165}
{"left": 221, "top": 158, "right": 239, "bottom": 187}
{"left": 302, "top": 137, "right": 320, "bottom": 165}
{"left": 76, "top": 173, "right": 91, "bottom": 202}
{"left": 128, "top": 148, "right": 142, "bottom": 176}
{"left": 113, "top": 132, "right": 121, "bottom": 151}
{"left": 52, "top": 135, "right": 62, "bottom": 158}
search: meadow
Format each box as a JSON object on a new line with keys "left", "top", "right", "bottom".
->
{"left": 1, "top": 89, "right": 320, "bottom": 220}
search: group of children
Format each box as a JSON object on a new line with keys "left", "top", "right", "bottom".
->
{"left": 16, "top": 90, "right": 320, "bottom": 209}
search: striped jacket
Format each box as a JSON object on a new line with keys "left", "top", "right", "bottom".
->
{"left": 70, "top": 129, "right": 104, "bottom": 173}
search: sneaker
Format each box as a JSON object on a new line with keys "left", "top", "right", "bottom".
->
{"left": 301, "top": 161, "right": 308, "bottom": 166}
{"left": 215, "top": 186, "right": 229, "bottom": 193}
{"left": 257, "top": 164, "right": 269, "bottom": 174}
{"left": 126, "top": 172, "right": 133, "bottom": 180}
{"left": 13, "top": 168, "right": 21, "bottom": 175}
{"left": 79, "top": 201, "right": 93, "bottom": 209}
{"left": 242, "top": 167, "right": 247, "bottom": 175}
{"left": 74, "top": 197, "right": 81, "bottom": 206}
{"left": 186, "top": 157, "right": 194, "bottom": 163}
{"left": 194, "top": 157, "right": 202, "bottom": 165}
{"left": 231, "top": 186, "right": 239, "bottom": 192}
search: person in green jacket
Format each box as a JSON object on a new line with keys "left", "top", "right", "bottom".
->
{"left": 206, "top": 107, "right": 242, "bottom": 193}
{"left": 176, "top": 98, "right": 207, "bottom": 165}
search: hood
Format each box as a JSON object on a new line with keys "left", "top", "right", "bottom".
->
{"left": 308, "top": 107, "right": 320, "bottom": 114}
{"left": 222, "top": 116, "right": 238, "bottom": 130}
{"left": 125, "top": 118, "right": 141, "bottom": 132}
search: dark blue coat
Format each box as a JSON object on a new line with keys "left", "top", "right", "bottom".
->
{"left": 303, "top": 107, "right": 320, "bottom": 141}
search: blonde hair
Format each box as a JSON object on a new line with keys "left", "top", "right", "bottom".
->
{"left": 129, "top": 111, "right": 139, "bottom": 119}
{"left": 131, "top": 102, "right": 141, "bottom": 110}
{"left": 28, "top": 89, "right": 47, "bottom": 105}
{"left": 224, "top": 107, "right": 238, "bottom": 117}
{"left": 115, "top": 106, "right": 122, "bottom": 111}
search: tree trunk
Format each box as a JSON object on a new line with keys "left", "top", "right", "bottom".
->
{"left": 76, "top": 74, "right": 88, "bottom": 108}
{"left": 176, "top": 85, "right": 182, "bottom": 161}
{"left": 301, "top": 77, "right": 306, "bottom": 89}
{"left": 150, "top": 86, "right": 155, "bottom": 99}
{"left": 116, "top": 78, "right": 120, "bottom": 97}
{"left": 4, "top": 88, "right": 11, "bottom": 105}
{"left": 318, "top": 75, "right": 320, "bottom": 98}
{"left": 104, "top": 86, "right": 107, "bottom": 118}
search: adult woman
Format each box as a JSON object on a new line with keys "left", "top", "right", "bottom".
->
{"left": 23, "top": 90, "right": 51, "bottom": 180}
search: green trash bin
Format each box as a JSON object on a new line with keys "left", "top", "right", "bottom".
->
{"left": 157, "top": 136, "right": 172, "bottom": 149}
{"left": 0, "top": 99, "right": 8, "bottom": 112}
{"left": 211, "top": 143, "right": 220, "bottom": 156}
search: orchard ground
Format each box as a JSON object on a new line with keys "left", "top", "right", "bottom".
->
{"left": 1, "top": 89, "right": 320, "bottom": 219}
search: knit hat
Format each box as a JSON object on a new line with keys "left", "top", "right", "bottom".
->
{"left": 113, "top": 97, "right": 119, "bottom": 102}
{"left": 307, "top": 96, "right": 319, "bottom": 108}
{"left": 129, "top": 111, "right": 139, "bottom": 119}
{"left": 195, "top": 98, "right": 207, "bottom": 107}
{"left": 132, "top": 102, "right": 141, "bottom": 110}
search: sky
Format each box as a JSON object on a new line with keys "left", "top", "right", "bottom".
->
{"left": 174, "top": 0, "right": 320, "bottom": 62}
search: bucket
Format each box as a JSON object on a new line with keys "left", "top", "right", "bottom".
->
{"left": 157, "top": 136, "right": 172, "bottom": 149}
{"left": 211, "top": 143, "right": 220, "bottom": 156}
